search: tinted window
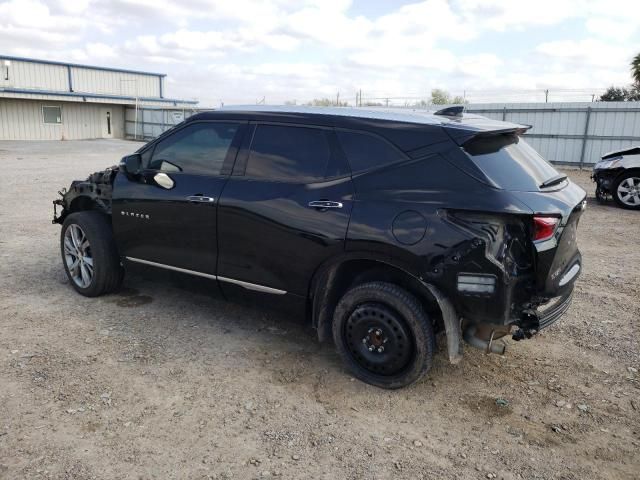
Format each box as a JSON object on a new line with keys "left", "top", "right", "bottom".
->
{"left": 337, "top": 130, "right": 404, "bottom": 173}
{"left": 463, "top": 134, "right": 561, "bottom": 192}
{"left": 149, "top": 122, "right": 238, "bottom": 176}
{"left": 246, "top": 125, "right": 331, "bottom": 182}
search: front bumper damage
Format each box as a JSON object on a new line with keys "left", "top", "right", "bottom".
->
{"left": 592, "top": 167, "right": 624, "bottom": 199}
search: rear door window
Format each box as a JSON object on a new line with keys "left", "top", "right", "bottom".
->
{"left": 246, "top": 125, "right": 331, "bottom": 182}
{"left": 463, "top": 134, "right": 562, "bottom": 191}
{"left": 336, "top": 130, "right": 405, "bottom": 173}
{"left": 149, "top": 122, "right": 239, "bottom": 176}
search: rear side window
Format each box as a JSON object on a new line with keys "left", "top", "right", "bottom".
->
{"left": 149, "top": 122, "right": 238, "bottom": 176}
{"left": 246, "top": 125, "right": 331, "bottom": 182}
{"left": 463, "top": 134, "right": 561, "bottom": 191}
{"left": 337, "top": 130, "right": 404, "bottom": 173}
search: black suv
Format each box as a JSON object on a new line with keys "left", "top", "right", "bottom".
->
{"left": 53, "top": 106, "right": 586, "bottom": 388}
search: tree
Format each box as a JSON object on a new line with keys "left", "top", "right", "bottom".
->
{"left": 632, "top": 52, "right": 640, "bottom": 85}
{"left": 600, "top": 85, "right": 640, "bottom": 102}
{"left": 600, "top": 86, "right": 630, "bottom": 101}
{"left": 305, "top": 98, "right": 349, "bottom": 107}
{"left": 600, "top": 51, "right": 640, "bottom": 102}
{"left": 430, "top": 88, "right": 450, "bottom": 105}
{"left": 429, "top": 88, "right": 467, "bottom": 105}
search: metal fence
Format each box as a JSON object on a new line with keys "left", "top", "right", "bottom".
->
{"left": 124, "top": 106, "right": 210, "bottom": 140}
{"left": 126, "top": 102, "right": 640, "bottom": 167}
{"left": 464, "top": 102, "right": 640, "bottom": 167}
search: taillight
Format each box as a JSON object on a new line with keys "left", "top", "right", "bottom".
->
{"left": 532, "top": 216, "right": 560, "bottom": 242}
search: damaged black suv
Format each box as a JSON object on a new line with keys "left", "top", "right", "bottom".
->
{"left": 53, "top": 106, "right": 586, "bottom": 388}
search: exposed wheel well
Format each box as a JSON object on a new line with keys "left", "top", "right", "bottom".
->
{"left": 57, "top": 196, "right": 110, "bottom": 224}
{"left": 69, "top": 196, "right": 99, "bottom": 213}
{"left": 311, "top": 258, "right": 443, "bottom": 343}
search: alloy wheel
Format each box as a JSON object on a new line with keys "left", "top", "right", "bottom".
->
{"left": 617, "top": 176, "right": 640, "bottom": 206}
{"left": 63, "top": 224, "right": 94, "bottom": 288}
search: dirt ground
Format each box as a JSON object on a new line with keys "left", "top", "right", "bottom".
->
{"left": 0, "top": 139, "right": 638, "bottom": 480}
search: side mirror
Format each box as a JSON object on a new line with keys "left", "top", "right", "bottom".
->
{"left": 120, "top": 154, "right": 142, "bottom": 175}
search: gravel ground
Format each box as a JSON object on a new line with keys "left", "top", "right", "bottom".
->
{"left": 0, "top": 140, "right": 638, "bottom": 480}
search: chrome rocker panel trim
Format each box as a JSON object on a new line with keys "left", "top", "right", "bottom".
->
{"left": 125, "top": 257, "right": 287, "bottom": 295}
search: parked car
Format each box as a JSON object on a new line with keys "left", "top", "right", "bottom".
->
{"left": 52, "top": 106, "right": 586, "bottom": 388}
{"left": 592, "top": 146, "right": 640, "bottom": 209}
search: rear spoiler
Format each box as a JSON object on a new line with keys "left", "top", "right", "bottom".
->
{"left": 602, "top": 146, "right": 640, "bottom": 160}
{"left": 443, "top": 124, "right": 532, "bottom": 146}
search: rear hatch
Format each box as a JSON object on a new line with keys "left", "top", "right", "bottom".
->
{"left": 449, "top": 130, "right": 587, "bottom": 297}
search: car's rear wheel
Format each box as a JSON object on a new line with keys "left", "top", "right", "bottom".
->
{"left": 332, "top": 282, "right": 435, "bottom": 389}
{"left": 613, "top": 171, "right": 640, "bottom": 210}
{"left": 61, "top": 211, "right": 123, "bottom": 296}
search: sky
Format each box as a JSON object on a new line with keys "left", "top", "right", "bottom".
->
{"left": 1, "top": 0, "right": 639, "bottom": 106}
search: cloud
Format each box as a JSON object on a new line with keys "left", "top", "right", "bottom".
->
{"left": 0, "top": 0, "right": 638, "bottom": 104}
{"left": 536, "top": 39, "right": 634, "bottom": 69}
{"left": 0, "top": 0, "right": 86, "bottom": 31}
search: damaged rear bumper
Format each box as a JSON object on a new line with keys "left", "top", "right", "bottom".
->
{"left": 462, "top": 288, "right": 574, "bottom": 355}
{"left": 513, "top": 289, "right": 574, "bottom": 340}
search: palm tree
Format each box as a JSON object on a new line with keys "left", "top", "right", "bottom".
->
{"left": 632, "top": 52, "right": 640, "bottom": 85}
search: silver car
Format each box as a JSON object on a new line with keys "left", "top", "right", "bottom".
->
{"left": 592, "top": 146, "right": 640, "bottom": 209}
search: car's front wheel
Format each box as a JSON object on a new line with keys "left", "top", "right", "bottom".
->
{"left": 613, "top": 171, "right": 640, "bottom": 210}
{"left": 61, "top": 211, "right": 123, "bottom": 296}
{"left": 332, "top": 282, "right": 435, "bottom": 389}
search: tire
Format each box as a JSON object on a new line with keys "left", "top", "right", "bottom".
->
{"left": 332, "top": 281, "right": 435, "bottom": 389}
{"left": 60, "top": 211, "right": 124, "bottom": 296}
{"left": 612, "top": 171, "right": 640, "bottom": 210}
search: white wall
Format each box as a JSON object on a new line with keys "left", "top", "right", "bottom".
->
{"left": 0, "top": 99, "right": 124, "bottom": 140}
{"left": 0, "top": 60, "right": 68, "bottom": 91}
{"left": 71, "top": 66, "right": 160, "bottom": 98}
{"left": 1, "top": 58, "right": 161, "bottom": 98}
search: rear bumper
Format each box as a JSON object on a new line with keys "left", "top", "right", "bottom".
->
{"left": 517, "top": 289, "right": 573, "bottom": 334}
{"left": 537, "top": 290, "right": 573, "bottom": 330}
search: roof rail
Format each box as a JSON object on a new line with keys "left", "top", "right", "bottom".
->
{"left": 434, "top": 105, "right": 464, "bottom": 117}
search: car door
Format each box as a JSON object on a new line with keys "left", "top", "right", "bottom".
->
{"left": 217, "top": 123, "right": 354, "bottom": 297}
{"left": 112, "top": 121, "right": 245, "bottom": 276}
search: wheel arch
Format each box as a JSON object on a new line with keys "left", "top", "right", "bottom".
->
{"left": 309, "top": 253, "right": 463, "bottom": 363}
{"left": 56, "top": 194, "right": 111, "bottom": 224}
{"left": 615, "top": 167, "right": 640, "bottom": 181}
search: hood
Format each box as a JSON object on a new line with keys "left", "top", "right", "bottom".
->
{"left": 602, "top": 145, "right": 640, "bottom": 160}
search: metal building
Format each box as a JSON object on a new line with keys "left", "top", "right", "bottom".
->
{"left": 0, "top": 55, "right": 197, "bottom": 140}
{"left": 465, "top": 102, "right": 640, "bottom": 166}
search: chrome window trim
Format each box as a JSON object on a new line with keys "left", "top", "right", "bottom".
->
{"left": 124, "top": 257, "right": 286, "bottom": 295}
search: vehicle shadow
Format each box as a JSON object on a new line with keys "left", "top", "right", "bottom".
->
{"left": 98, "top": 264, "right": 458, "bottom": 394}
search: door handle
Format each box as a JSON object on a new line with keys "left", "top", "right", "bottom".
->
{"left": 187, "top": 195, "right": 216, "bottom": 203}
{"left": 308, "top": 200, "right": 343, "bottom": 209}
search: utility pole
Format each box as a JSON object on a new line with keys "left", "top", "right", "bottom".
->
{"left": 545, "top": 89, "right": 549, "bottom": 103}
{"left": 385, "top": 98, "right": 389, "bottom": 107}
{"left": 336, "top": 92, "right": 340, "bottom": 106}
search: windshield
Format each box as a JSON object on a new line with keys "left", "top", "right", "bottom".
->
{"left": 463, "top": 134, "right": 563, "bottom": 192}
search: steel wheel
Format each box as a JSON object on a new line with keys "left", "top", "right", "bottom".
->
{"left": 344, "top": 303, "right": 415, "bottom": 376}
{"left": 63, "top": 224, "right": 94, "bottom": 288}
{"left": 616, "top": 176, "right": 640, "bottom": 207}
